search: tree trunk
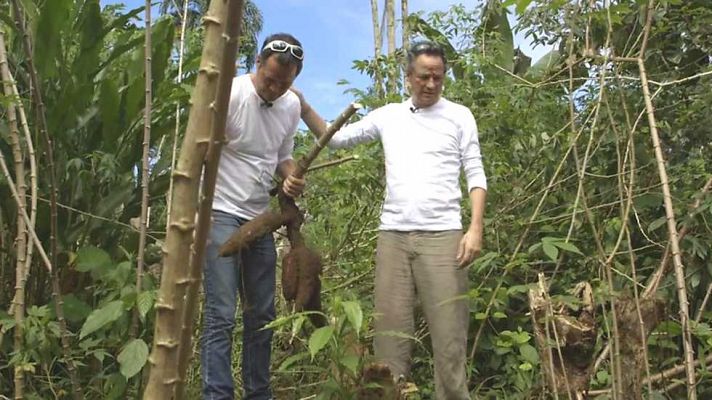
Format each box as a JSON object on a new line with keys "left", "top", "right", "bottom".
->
{"left": 370, "top": 0, "right": 383, "bottom": 98}
{"left": 143, "top": 0, "right": 240, "bottom": 397}
{"left": 529, "top": 274, "right": 596, "bottom": 398}
{"left": 385, "top": 0, "right": 398, "bottom": 94}
{"left": 401, "top": 0, "right": 409, "bottom": 73}
{"left": 615, "top": 297, "right": 665, "bottom": 399}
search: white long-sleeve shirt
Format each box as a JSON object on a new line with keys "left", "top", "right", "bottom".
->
{"left": 328, "top": 97, "right": 487, "bottom": 231}
{"left": 213, "top": 74, "right": 300, "bottom": 219}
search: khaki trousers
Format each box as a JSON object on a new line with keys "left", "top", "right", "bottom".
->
{"left": 374, "top": 230, "right": 470, "bottom": 400}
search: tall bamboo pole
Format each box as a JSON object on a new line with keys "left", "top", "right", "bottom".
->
{"left": 9, "top": 1, "right": 82, "bottom": 397}
{"left": 370, "top": 0, "right": 384, "bottom": 98}
{"left": 144, "top": 0, "right": 237, "bottom": 397}
{"left": 174, "top": 0, "right": 245, "bottom": 397}
{"left": 131, "top": 0, "right": 154, "bottom": 340}
{"left": 637, "top": 1, "right": 696, "bottom": 398}
{"left": 0, "top": 28, "right": 27, "bottom": 400}
{"left": 385, "top": 0, "right": 397, "bottom": 94}
{"left": 166, "top": 0, "right": 191, "bottom": 230}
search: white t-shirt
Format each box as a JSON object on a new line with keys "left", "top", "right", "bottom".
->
{"left": 213, "top": 74, "right": 300, "bottom": 219}
{"left": 328, "top": 97, "right": 487, "bottom": 231}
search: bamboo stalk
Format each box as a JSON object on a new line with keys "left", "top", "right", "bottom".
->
{"left": 130, "top": 0, "right": 154, "bottom": 341}
{"left": 174, "top": 1, "right": 245, "bottom": 397}
{"left": 370, "top": 0, "right": 383, "bottom": 98}
{"left": 0, "top": 28, "right": 27, "bottom": 400}
{"left": 144, "top": 0, "right": 231, "bottom": 397}
{"left": 385, "top": 0, "right": 397, "bottom": 94}
{"left": 636, "top": 1, "right": 696, "bottom": 397}
{"left": 9, "top": 2, "right": 82, "bottom": 397}
{"left": 166, "top": 0, "right": 191, "bottom": 230}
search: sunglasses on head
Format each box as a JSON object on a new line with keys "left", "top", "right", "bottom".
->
{"left": 410, "top": 42, "right": 444, "bottom": 55}
{"left": 262, "top": 40, "right": 304, "bottom": 60}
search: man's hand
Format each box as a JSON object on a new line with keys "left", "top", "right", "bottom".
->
{"left": 456, "top": 227, "right": 482, "bottom": 268}
{"left": 282, "top": 174, "right": 306, "bottom": 198}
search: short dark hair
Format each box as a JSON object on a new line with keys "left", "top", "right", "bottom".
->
{"left": 259, "top": 33, "right": 304, "bottom": 76}
{"left": 407, "top": 40, "right": 447, "bottom": 74}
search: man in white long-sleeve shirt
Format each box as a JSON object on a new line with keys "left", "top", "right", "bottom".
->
{"left": 295, "top": 41, "right": 486, "bottom": 399}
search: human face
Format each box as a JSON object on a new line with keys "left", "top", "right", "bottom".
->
{"left": 407, "top": 54, "right": 445, "bottom": 109}
{"left": 252, "top": 55, "right": 298, "bottom": 102}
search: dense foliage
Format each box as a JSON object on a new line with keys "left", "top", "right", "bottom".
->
{"left": 1, "top": 0, "right": 710, "bottom": 399}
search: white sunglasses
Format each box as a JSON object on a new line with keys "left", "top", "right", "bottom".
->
{"left": 262, "top": 40, "right": 304, "bottom": 60}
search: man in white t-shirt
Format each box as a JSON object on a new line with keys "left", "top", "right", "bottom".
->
{"left": 201, "top": 33, "right": 306, "bottom": 400}
{"left": 295, "top": 41, "right": 486, "bottom": 399}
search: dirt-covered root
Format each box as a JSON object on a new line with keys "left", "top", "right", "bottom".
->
{"left": 219, "top": 211, "right": 286, "bottom": 256}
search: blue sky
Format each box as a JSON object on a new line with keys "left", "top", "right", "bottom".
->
{"left": 101, "top": 1, "right": 550, "bottom": 119}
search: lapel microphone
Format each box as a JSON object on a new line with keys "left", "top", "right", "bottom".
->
{"left": 260, "top": 101, "right": 273, "bottom": 108}
{"left": 409, "top": 106, "right": 420, "bottom": 113}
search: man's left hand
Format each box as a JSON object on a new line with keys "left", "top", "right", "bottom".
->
{"left": 282, "top": 174, "right": 306, "bottom": 198}
{"left": 456, "top": 229, "right": 482, "bottom": 268}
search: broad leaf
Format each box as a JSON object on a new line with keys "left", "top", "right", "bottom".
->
{"left": 117, "top": 339, "right": 148, "bottom": 378}
{"left": 75, "top": 246, "right": 112, "bottom": 272}
{"left": 137, "top": 290, "right": 156, "bottom": 320}
{"left": 80, "top": 300, "right": 124, "bottom": 339}
{"left": 481, "top": 1, "right": 514, "bottom": 71}
{"left": 308, "top": 325, "right": 334, "bottom": 359}
{"left": 342, "top": 301, "right": 363, "bottom": 334}
{"left": 519, "top": 343, "right": 539, "bottom": 365}
{"left": 33, "top": 0, "right": 73, "bottom": 78}
{"left": 542, "top": 242, "right": 559, "bottom": 261}
{"left": 552, "top": 241, "right": 583, "bottom": 255}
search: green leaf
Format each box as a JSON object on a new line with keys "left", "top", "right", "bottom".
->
{"left": 117, "top": 339, "right": 148, "bottom": 379}
{"left": 342, "top": 301, "right": 363, "bottom": 334}
{"left": 519, "top": 343, "right": 539, "bottom": 365}
{"left": 648, "top": 216, "right": 667, "bottom": 232}
{"left": 80, "top": 300, "right": 124, "bottom": 339}
{"left": 33, "top": 0, "right": 73, "bottom": 78}
{"left": 308, "top": 326, "right": 334, "bottom": 359}
{"left": 542, "top": 242, "right": 559, "bottom": 261}
{"left": 552, "top": 241, "right": 583, "bottom": 255}
{"left": 516, "top": 0, "right": 533, "bottom": 14}
{"left": 137, "top": 290, "right": 156, "bottom": 320}
{"left": 526, "top": 49, "right": 563, "bottom": 79}
{"left": 75, "top": 246, "right": 112, "bottom": 272}
{"left": 99, "top": 78, "right": 121, "bottom": 148}
{"left": 277, "top": 351, "right": 310, "bottom": 372}
{"left": 73, "top": 0, "right": 103, "bottom": 80}
{"left": 340, "top": 354, "right": 360, "bottom": 375}
{"left": 60, "top": 294, "right": 92, "bottom": 323}
{"left": 481, "top": 1, "right": 514, "bottom": 71}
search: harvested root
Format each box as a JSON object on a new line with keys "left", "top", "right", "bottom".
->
{"left": 219, "top": 211, "right": 286, "bottom": 256}
{"left": 282, "top": 244, "right": 326, "bottom": 327}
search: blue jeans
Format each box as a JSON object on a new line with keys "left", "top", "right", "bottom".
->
{"left": 201, "top": 210, "right": 276, "bottom": 400}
